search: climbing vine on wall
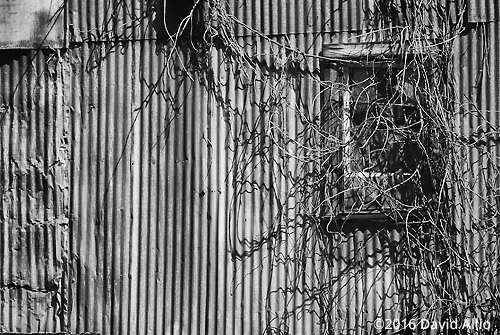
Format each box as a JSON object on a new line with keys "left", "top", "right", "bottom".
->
{"left": 88, "top": 0, "right": 500, "bottom": 333}
{"left": 161, "top": 0, "right": 500, "bottom": 333}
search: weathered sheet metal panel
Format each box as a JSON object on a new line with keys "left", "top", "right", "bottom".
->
{"left": 53, "top": 28, "right": 500, "bottom": 335}
{"left": 0, "top": 0, "right": 65, "bottom": 49}
{"left": 67, "top": 42, "right": 137, "bottom": 334}
{"left": 0, "top": 50, "right": 69, "bottom": 332}
{"left": 467, "top": 0, "right": 500, "bottom": 23}
{"left": 452, "top": 21, "right": 500, "bottom": 309}
{"left": 66, "top": 41, "right": 214, "bottom": 335}
{"left": 64, "top": 39, "right": 320, "bottom": 334}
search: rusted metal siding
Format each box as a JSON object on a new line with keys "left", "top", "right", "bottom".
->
{"left": 0, "top": 50, "right": 69, "bottom": 332}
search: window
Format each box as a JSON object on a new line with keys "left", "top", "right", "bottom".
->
{"left": 321, "top": 44, "right": 434, "bottom": 218}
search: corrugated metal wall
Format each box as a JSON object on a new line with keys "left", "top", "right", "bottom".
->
{"left": 67, "top": 0, "right": 156, "bottom": 42}
{"left": 467, "top": 0, "right": 500, "bottom": 23}
{"left": 0, "top": 0, "right": 499, "bottom": 334}
{"left": 453, "top": 21, "right": 500, "bottom": 314}
{"left": 66, "top": 41, "right": 215, "bottom": 334}
{"left": 0, "top": 50, "right": 69, "bottom": 332}
{"left": 230, "top": 0, "right": 366, "bottom": 36}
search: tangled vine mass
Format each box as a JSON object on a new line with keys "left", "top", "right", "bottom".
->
{"left": 158, "top": 0, "right": 500, "bottom": 333}
{"left": 89, "top": 0, "right": 500, "bottom": 333}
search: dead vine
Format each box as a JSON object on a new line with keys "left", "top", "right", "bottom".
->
{"left": 92, "top": 0, "right": 500, "bottom": 333}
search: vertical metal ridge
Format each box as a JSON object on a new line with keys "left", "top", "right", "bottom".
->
{"left": 147, "top": 41, "right": 159, "bottom": 335}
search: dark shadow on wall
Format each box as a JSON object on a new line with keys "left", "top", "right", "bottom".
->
{"left": 153, "top": 0, "right": 198, "bottom": 39}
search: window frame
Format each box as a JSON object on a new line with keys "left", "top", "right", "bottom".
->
{"left": 320, "top": 43, "right": 434, "bottom": 220}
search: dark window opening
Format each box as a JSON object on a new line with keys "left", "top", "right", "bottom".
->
{"left": 321, "top": 59, "right": 434, "bottom": 218}
{"left": 154, "top": 0, "right": 203, "bottom": 39}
